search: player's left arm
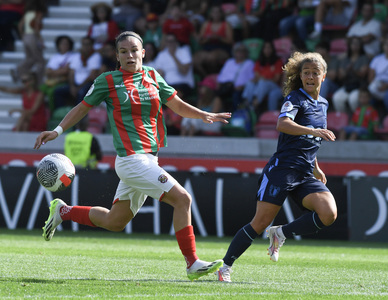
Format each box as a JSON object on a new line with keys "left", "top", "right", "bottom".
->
{"left": 313, "top": 157, "right": 327, "bottom": 184}
{"left": 165, "top": 94, "right": 231, "bottom": 124}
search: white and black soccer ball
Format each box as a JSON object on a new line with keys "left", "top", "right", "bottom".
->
{"left": 36, "top": 153, "right": 75, "bottom": 192}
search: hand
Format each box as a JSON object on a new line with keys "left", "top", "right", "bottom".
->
{"left": 313, "top": 167, "right": 327, "bottom": 184}
{"left": 313, "top": 128, "right": 336, "bottom": 141}
{"left": 202, "top": 112, "right": 232, "bottom": 124}
{"left": 34, "top": 131, "right": 59, "bottom": 149}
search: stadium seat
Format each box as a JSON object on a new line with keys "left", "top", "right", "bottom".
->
{"left": 87, "top": 105, "right": 108, "bottom": 134}
{"left": 254, "top": 110, "right": 280, "bottom": 139}
{"left": 273, "top": 37, "right": 292, "bottom": 63}
{"left": 326, "top": 111, "right": 349, "bottom": 136}
{"left": 243, "top": 38, "right": 264, "bottom": 61}
{"left": 374, "top": 115, "right": 388, "bottom": 140}
{"left": 330, "top": 38, "right": 347, "bottom": 56}
{"left": 322, "top": 6, "right": 357, "bottom": 39}
{"left": 47, "top": 106, "right": 73, "bottom": 131}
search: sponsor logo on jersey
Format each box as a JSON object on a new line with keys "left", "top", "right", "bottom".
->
{"left": 115, "top": 82, "right": 125, "bottom": 88}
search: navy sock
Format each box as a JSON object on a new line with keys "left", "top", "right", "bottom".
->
{"left": 282, "top": 211, "right": 326, "bottom": 238}
{"left": 223, "top": 224, "right": 258, "bottom": 266}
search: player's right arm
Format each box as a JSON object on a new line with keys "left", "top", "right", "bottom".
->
{"left": 277, "top": 116, "right": 336, "bottom": 142}
{"left": 34, "top": 102, "right": 91, "bottom": 149}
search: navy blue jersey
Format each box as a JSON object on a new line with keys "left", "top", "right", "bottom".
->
{"left": 273, "top": 88, "right": 329, "bottom": 174}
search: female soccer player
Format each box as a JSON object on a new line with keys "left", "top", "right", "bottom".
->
{"left": 34, "top": 31, "right": 231, "bottom": 281}
{"left": 216, "top": 52, "right": 337, "bottom": 282}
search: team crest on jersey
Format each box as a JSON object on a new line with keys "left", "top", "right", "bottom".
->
{"left": 281, "top": 100, "right": 293, "bottom": 113}
{"left": 269, "top": 185, "right": 280, "bottom": 197}
{"left": 158, "top": 174, "right": 168, "bottom": 183}
{"left": 85, "top": 84, "right": 95, "bottom": 97}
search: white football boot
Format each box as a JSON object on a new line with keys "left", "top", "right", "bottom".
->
{"left": 215, "top": 264, "right": 232, "bottom": 282}
{"left": 267, "top": 225, "right": 286, "bottom": 262}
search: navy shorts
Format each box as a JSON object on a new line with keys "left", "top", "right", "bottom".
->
{"left": 256, "top": 160, "right": 330, "bottom": 210}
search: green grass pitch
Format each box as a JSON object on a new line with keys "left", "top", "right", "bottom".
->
{"left": 0, "top": 229, "right": 387, "bottom": 299}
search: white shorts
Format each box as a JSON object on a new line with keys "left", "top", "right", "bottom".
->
{"left": 113, "top": 153, "right": 177, "bottom": 216}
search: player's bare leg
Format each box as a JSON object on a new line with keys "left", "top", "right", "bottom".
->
{"left": 89, "top": 200, "right": 134, "bottom": 232}
{"left": 162, "top": 184, "right": 223, "bottom": 281}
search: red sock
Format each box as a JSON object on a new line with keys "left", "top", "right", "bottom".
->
{"left": 175, "top": 225, "right": 199, "bottom": 268}
{"left": 60, "top": 206, "right": 96, "bottom": 227}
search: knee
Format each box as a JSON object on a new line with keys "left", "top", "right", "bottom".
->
{"left": 168, "top": 190, "right": 192, "bottom": 210}
{"left": 107, "top": 220, "right": 128, "bottom": 232}
{"left": 250, "top": 216, "right": 272, "bottom": 235}
{"left": 177, "top": 192, "right": 192, "bottom": 210}
{"left": 319, "top": 209, "right": 337, "bottom": 226}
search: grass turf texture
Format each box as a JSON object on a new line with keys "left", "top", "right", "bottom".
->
{"left": 0, "top": 229, "right": 387, "bottom": 299}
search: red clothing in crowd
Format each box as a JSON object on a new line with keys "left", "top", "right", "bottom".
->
{"left": 162, "top": 17, "right": 194, "bottom": 45}
{"left": 253, "top": 58, "right": 283, "bottom": 80}
{"left": 351, "top": 105, "right": 379, "bottom": 129}
{"left": 23, "top": 90, "right": 47, "bottom": 132}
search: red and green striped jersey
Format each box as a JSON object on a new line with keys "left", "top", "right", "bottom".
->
{"left": 83, "top": 66, "right": 177, "bottom": 157}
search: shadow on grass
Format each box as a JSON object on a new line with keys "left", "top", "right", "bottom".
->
{"left": 0, "top": 277, "right": 253, "bottom": 285}
{"left": 1, "top": 229, "right": 387, "bottom": 249}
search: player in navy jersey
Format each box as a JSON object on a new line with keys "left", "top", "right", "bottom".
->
{"left": 34, "top": 31, "right": 232, "bottom": 281}
{"left": 216, "top": 52, "right": 337, "bottom": 282}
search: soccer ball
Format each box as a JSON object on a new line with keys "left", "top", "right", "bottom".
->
{"left": 36, "top": 153, "right": 75, "bottom": 192}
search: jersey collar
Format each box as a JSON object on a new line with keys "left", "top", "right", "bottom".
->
{"left": 299, "top": 88, "right": 319, "bottom": 104}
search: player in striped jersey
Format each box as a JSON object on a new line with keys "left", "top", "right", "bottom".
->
{"left": 34, "top": 31, "right": 231, "bottom": 281}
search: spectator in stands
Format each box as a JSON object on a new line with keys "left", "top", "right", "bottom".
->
{"left": 332, "top": 37, "right": 369, "bottom": 113}
{"left": 162, "top": 5, "right": 195, "bottom": 47}
{"left": 241, "top": 40, "right": 284, "bottom": 113}
{"left": 143, "top": 41, "right": 158, "bottom": 69}
{"left": 153, "top": 33, "right": 195, "bottom": 100}
{"left": 215, "top": 42, "right": 255, "bottom": 111}
{"left": 87, "top": 2, "right": 120, "bottom": 51}
{"left": 11, "top": 0, "right": 46, "bottom": 85}
{"left": 346, "top": 2, "right": 382, "bottom": 59}
{"left": 143, "top": 0, "right": 170, "bottom": 18}
{"left": 338, "top": 87, "right": 379, "bottom": 140}
{"left": 133, "top": 0, "right": 171, "bottom": 36}
{"left": 41, "top": 35, "right": 75, "bottom": 112}
{"left": 278, "top": 0, "right": 319, "bottom": 50}
{"left": 99, "top": 41, "right": 117, "bottom": 73}
{"left": 251, "top": 0, "right": 295, "bottom": 41}
{"left": 180, "top": 75, "right": 223, "bottom": 136}
{"left": 163, "top": 105, "right": 182, "bottom": 135}
{"left": 142, "top": 13, "right": 162, "bottom": 50}
{"left": 112, "top": 0, "right": 143, "bottom": 32}
{"left": 0, "top": 0, "right": 25, "bottom": 52}
{"left": 0, "top": 72, "right": 46, "bottom": 132}
{"left": 309, "top": 0, "right": 357, "bottom": 40}
{"left": 193, "top": 5, "right": 234, "bottom": 77}
{"left": 368, "top": 38, "right": 388, "bottom": 114}
{"left": 53, "top": 36, "right": 102, "bottom": 109}
{"left": 178, "top": 0, "right": 208, "bottom": 34}
{"left": 315, "top": 41, "right": 340, "bottom": 101}
{"left": 64, "top": 116, "right": 102, "bottom": 169}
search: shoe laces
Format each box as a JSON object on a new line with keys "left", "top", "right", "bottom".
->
{"left": 276, "top": 233, "right": 285, "bottom": 248}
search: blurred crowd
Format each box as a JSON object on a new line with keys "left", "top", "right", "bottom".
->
{"left": 1, "top": 0, "right": 388, "bottom": 141}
